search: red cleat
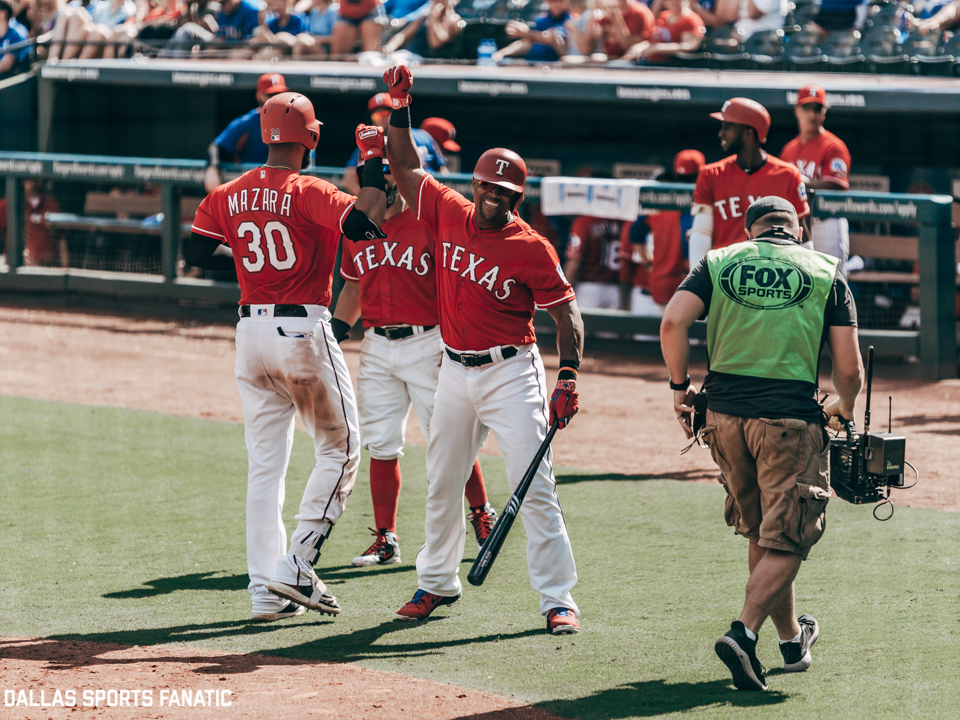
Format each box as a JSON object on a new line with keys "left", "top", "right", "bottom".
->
{"left": 546, "top": 607, "right": 580, "bottom": 635}
{"left": 396, "top": 589, "right": 460, "bottom": 621}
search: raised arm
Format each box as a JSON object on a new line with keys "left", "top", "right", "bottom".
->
{"left": 383, "top": 65, "right": 430, "bottom": 215}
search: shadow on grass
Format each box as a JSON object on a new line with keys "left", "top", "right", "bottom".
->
{"left": 531, "top": 679, "right": 787, "bottom": 719}
{"left": 103, "top": 571, "right": 247, "bottom": 599}
{"left": 556, "top": 469, "right": 713, "bottom": 484}
{"left": 7, "top": 621, "right": 543, "bottom": 675}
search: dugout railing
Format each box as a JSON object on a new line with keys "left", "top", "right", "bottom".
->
{"left": 0, "top": 151, "right": 956, "bottom": 380}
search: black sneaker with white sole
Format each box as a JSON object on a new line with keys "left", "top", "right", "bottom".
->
{"left": 715, "top": 621, "right": 767, "bottom": 691}
{"left": 780, "top": 614, "right": 819, "bottom": 672}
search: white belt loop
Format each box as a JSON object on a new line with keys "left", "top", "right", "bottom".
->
{"left": 489, "top": 345, "right": 504, "bottom": 363}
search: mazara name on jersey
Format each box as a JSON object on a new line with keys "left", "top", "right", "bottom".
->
{"left": 713, "top": 194, "right": 764, "bottom": 221}
{"left": 350, "top": 240, "right": 431, "bottom": 277}
{"left": 226, "top": 187, "right": 293, "bottom": 217}
{"left": 440, "top": 242, "right": 516, "bottom": 300}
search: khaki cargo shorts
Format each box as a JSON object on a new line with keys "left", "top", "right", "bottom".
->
{"left": 701, "top": 409, "right": 831, "bottom": 560}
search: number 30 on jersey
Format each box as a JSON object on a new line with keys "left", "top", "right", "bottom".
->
{"left": 237, "top": 220, "right": 297, "bottom": 272}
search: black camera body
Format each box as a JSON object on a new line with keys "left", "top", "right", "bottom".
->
{"left": 830, "top": 420, "right": 906, "bottom": 504}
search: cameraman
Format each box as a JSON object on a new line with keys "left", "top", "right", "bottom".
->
{"left": 660, "top": 196, "right": 863, "bottom": 692}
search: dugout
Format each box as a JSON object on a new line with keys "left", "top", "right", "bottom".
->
{"left": 6, "top": 60, "right": 960, "bottom": 195}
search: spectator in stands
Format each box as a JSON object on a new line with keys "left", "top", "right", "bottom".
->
{"left": 622, "top": 0, "right": 704, "bottom": 62}
{"left": 715, "top": 0, "right": 785, "bottom": 39}
{"left": 564, "top": 215, "right": 630, "bottom": 310}
{"left": 246, "top": 0, "right": 307, "bottom": 57}
{"left": 690, "top": 0, "right": 726, "bottom": 27}
{"left": 204, "top": 73, "right": 290, "bottom": 192}
{"left": 43, "top": 0, "right": 96, "bottom": 61}
{"left": 575, "top": 0, "right": 654, "bottom": 61}
{"left": 162, "top": 0, "right": 261, "bottom": 56}
{"left": 419, "top": 116, "right": 460, "bottom": 170}
{"left": 909, "top": 0, "right": 959, "bottom": 32}
{"left": 380, "top": 0, "right": 460, "bottom": 57}
{"left": 492, "top": 0, "right": 572, "bottom": 63}
{"left": 138, "top": 0, "right": 188, "bottom": 44}
{"left": 625, "top": 150, "right": 704, "bottom": 313}
{"left": 0, "top": 180, "right": 68, "bottom": 268}
{"left": 292, "top": 0, "right": 338, "bottom": 56}
{"left": 341, "top": 92, "right": 445, "bottom": 194}
{"left": 81, "top": 0, "right": 140, "bottom": 59}
{"left": 0, "top": 0, "right": 30, "bottom": 76}
{"left": 330, "top": 0, "right": 383, "bottom": 55}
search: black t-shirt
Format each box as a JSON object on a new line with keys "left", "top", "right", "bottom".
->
{"left": 678, "top": 238, "right": 858, "bottom": 422}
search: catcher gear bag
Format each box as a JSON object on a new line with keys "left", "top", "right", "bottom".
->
{"left": 474, "top": 148, "right": 527, "bottom": 194}
{"left": 261, "top": 92, "right": 323, "bottom": 150}
{"left": 709, "top": 98, "right": 771, "bottom": 144}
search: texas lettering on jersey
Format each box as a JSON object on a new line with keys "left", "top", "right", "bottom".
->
{"left": 349, "top": 240, "right": 430, "bottom": 277}
{"left": 440, "top": 242, "right": 516, "bottom": 300}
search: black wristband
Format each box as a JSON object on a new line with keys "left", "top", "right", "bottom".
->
{"left": 331, "top": 318, "right": 352, "bottom": 343}
{"left": 669, "top": 376, "right": 691, "bottom": 391}
{"left": 360, "top": 157, "right": 385, "bottom": 193}
{"left": 558, "top": 369, "right": 578, "bottom": 381}
{"left": 389, "top": 105, "right": 411, "bottom": 128}
{"left": 559, "top": 359, "right": 580, "bottom": 372}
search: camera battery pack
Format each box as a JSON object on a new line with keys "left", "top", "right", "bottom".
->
{"left": 865, "top": 432, "right": 906, "bottom": 486}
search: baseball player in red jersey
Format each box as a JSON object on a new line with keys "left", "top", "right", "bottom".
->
{"left": 381, "top": 65, "right": 584, "bottom": 635}
{"left": 689, "top": 98, "right": 811, "bottom": 268}
{"left": 330, "top": 160, "right": 499, "bottom": 567}
{"left": 185, "top": 92, "right": 388, "bottom": 622}
{"left": 780, "top": 84, "right": 852, "bottom": 274}
{"left": 563, "top": 216, "right": 629, "bottom": 310}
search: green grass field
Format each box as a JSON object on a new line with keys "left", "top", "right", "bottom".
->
{"left": 1, "top": 396, "right": 958, "bottom": 719}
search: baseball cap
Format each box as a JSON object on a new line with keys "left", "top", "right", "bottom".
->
{"left": 420, "top": 117, "right": 460, "bottom": 153}
{"left": 744, "top": 196, "right": 798, "bottom": 232}
{"left": 257, "top": 73, "right": 289, "bottom": 96}
{"left": 368, "top": 92, "right": 393, "bottom": 113}
{"left": 796, "top": 84, "right": 828, "bottom": 107}
{"left": 673, "top": 149, "right": 705, "bottom": 177}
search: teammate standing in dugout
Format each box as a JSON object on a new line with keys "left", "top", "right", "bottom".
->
{"left": 660, "top": 196, "right": 864, "bottom": 692}
{"left": 381, "top": 64, "right": 585, "bottom": 635}
{"left": 186, "top": 92, "right": 388, "bottom": 622}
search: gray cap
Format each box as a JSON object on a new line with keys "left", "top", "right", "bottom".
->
{"left": 744, "top": 196, "right": 798, "bottom": 232}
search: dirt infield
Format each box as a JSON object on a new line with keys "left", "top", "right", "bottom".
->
{"left": 2, "top": 304, "right": 958, "bottom": 717}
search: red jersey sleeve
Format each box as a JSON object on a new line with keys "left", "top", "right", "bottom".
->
{"left": 339, "top": 241, "right": 359, "bottom": 281}
{"left": 785, "top": 164, "right": 811, "bottom": 219}
{"left": 529, "top": 244, "right": 576, "bottom": 309}
{"left": 819, "top": 137, "right": 851, "bottom": 189}
{"left": 415, "top": 173, "right": 472, "bottom": 235}
{"left": 692, "top": 171, "right": 714, "bottom": 207}
{"left": 566, "top": 216, "right": 589, "bottom": 261}
{"left": 192, "top": 191, "right": 227, "bottom": 241}
{"left": 300, "top": 179, "right": 357, "bottom": 233}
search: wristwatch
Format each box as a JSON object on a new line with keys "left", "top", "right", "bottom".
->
{"left": 669, "top": 376, "right": 691, "bottom": 391}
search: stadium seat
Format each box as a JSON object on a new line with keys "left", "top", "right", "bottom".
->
{"left": 701, "top": 25, "right": 748, "bottom": 69}
{"left": 786, "top": 28, "right": 828, "bottom": 70}
{"left": 906, "top": 30, "right": 954, "bottom": 75}
{"left": 743, "top": 28, "right": 787, "bottom": 70}
{"left": 454, "top": 17, "right": 510, "bottom": 59}
{"left": 823, "top": 28, "right": 864, "bottom": 71}
{"left": 861, "top": 24, "right": 909, "bottom": 73}
{"left": 785, "top": 0, "right": 823, "bottom": 29}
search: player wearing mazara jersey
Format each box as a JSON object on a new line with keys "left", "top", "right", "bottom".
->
{"left": 185, "top": 92, "right": 387, "bottom": 622}
{"left": 330, "top": 160, "right": 498, "bottom": 568}
{"left": 382, "top": 65, "right": 584, "bottom": 635}
{"left": 780, "top": 84, "right": 852, "bottom": 274}
{"left": 689, "top": 97, "right": 810, "bottom": 269}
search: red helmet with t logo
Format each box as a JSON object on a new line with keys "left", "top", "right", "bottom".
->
{"left": 473, "top": 148, "right": 527, "bottom": 194}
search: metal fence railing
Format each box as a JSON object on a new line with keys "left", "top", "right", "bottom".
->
{"left": 1, "top": 152, "right": 956, "bottom": 379}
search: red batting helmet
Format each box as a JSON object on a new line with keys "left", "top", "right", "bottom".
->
{"left": 710, "top": 97, "right": 771, "bottom": 144}
{"left": 260, "top": 92, "right": 323, "bottom": 150}
{"left": 473, "top": 148, "right": 526, "bottom": 194}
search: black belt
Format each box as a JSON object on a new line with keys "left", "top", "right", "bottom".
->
{"left": 374, "top": 325, "right": 435, "bottom": 340}
{"left": 240, "top": 304, "right": 308, "bottom": 318}
{"left": 445, "top": 346, "right": 518, "bottom": 368}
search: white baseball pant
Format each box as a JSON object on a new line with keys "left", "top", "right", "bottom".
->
{"left": 356, "top": 327, "right": 442, "bottom": 460}
{"left": 235, "top": 304, "right": 360, "bottom": 615}
{"left": 810, "top": 217, "right": 849, "bottom": 276}
{"left": 416, "top": 343, "right": 579, "bottom": 616}
{"left": 574, "top": 281, "right": 621, "bottom": 310}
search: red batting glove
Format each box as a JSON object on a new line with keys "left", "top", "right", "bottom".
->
{"left": 382, "top": 65, "right": 413, "bottom": 109}
{"left": 355, "top": 124, "right": 385, "bottom": 162}
{"left": 549, "top": 379, "right": 579, "bottom": 429}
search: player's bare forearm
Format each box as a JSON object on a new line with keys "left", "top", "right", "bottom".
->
{"left": 332, "top": 279, "right": 362, "bottom": 327}
{"left": 355, "top": 186, "right": 386, "bottom": 227}
{"left": 385, "top": 111, "right": 428, "bottom": 215}
{"left": 548, "top": 300, "right": 584, "bottom": 368}
{"left": 185, "top": 232, "right": 236, "bottom": 272}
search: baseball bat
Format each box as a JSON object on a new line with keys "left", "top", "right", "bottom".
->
{"left": 467, "top": 420, "right": 559, "bottom": 586}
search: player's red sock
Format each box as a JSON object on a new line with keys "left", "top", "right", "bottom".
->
{"left": 464, "top": 459, "right": 488, "bottom": 508}
{"left": 369, "top": 457, "right": 401, "bottom": 534}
